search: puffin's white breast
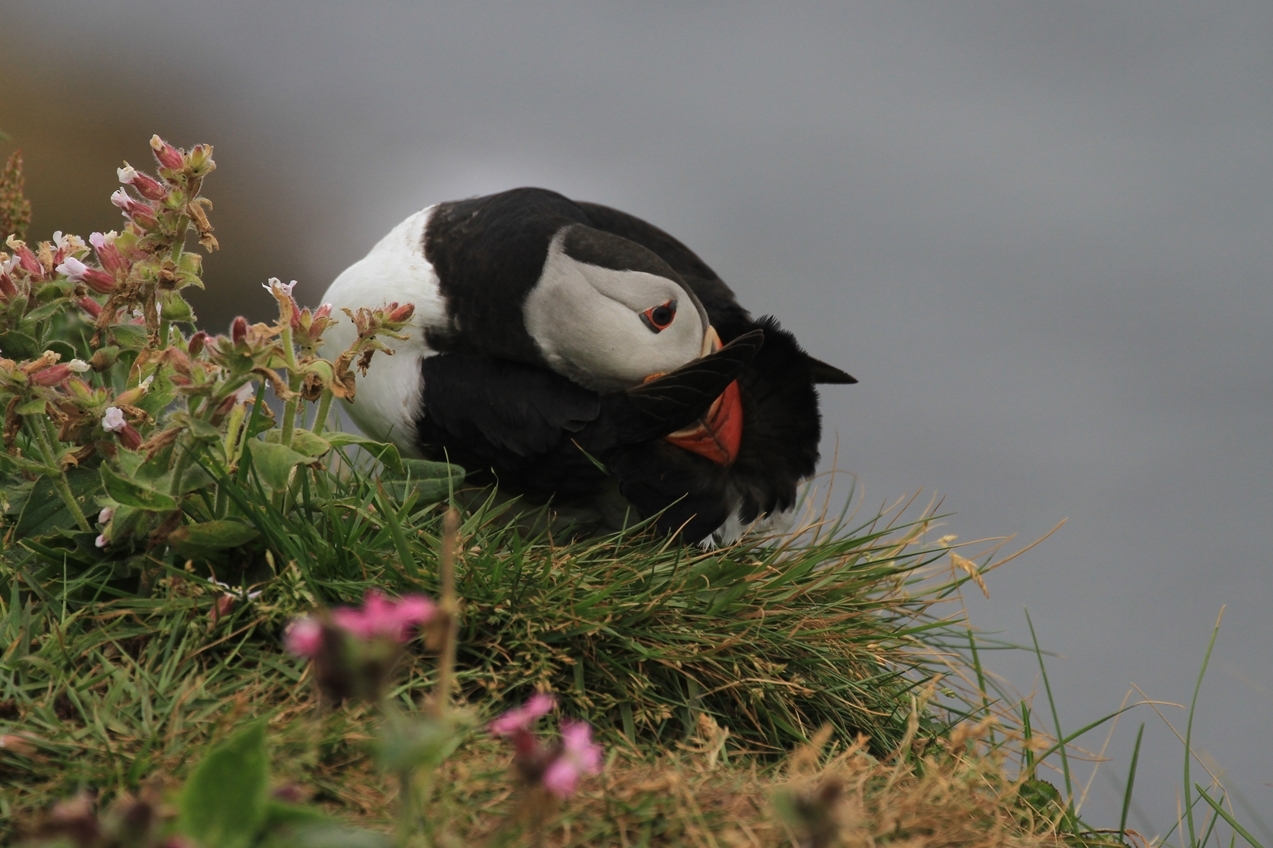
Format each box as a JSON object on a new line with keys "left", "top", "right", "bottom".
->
{"left": 319, "top": 207, "right": 446, "bottom": 454}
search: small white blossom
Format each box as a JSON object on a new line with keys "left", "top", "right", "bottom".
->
{"left": 98, "top": 507, "right": 115, "bottom": 525}
{"left": 110, "top": 189, "right": 132, "bottom": 210}
{"left": 89, "top": 231, "right": 118, "bottom": 251}
{"left": 262, "top": 277, "right": 298, "bottom": 296}
{"left": 95, "top": 534, "right": 109, "bottom": 548}
{"left": 209, "top": 578, "right": 263, "bottom": 601}
{"left": 56, "top": 256, "right": 89, "bottom": 282}
{"left": 117, "top": 164, "right": 138, "bottom": 184}
{"left": 139, "top": 375, "right": 155, "bottom": 391}
{"left": 232, "top": 382, "right": 256, "bottom": 404}
{"left": 101, "top": 407, "right": 127, "bottom": 432}
{"left": 67, "top": 359, "right": 91, "bottom": 373}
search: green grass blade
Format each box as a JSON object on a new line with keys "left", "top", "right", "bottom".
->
{"left": 1196, "top": 786, "right": 1265, "bottom": 848}
{"left": 1118, "top": 723, "right": 1144, "bottom": 845}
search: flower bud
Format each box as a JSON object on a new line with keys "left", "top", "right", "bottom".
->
{"left": 230, "top": 316, "right": 249, "bottom": 345}
{"left": 30, "top": 363, "right": 71, "bottom": 386}
{"left": 150, "top": 135, "right": 184, "bottom": 171}
{"left": 79, "top": 296, "right": 104, "bottom": 318}
{"left": 386, "top": 302, "right": 415, "bottom": 324}
{"left": 188, "top": 331, "right": 209, "bottom": 357}
{"left": 9, "top": 240, "right": 43, "bottom": 278}
{"left": 117, "top": 163, "right": 166, "bottom": 201}
{"left": 0, "top": 271, "right": 16, "bottom": 300}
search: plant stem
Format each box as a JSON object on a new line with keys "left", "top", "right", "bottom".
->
{"left": 278, "top": 323, "right": 301, "bottom": 448}
{"left": 32, "top": 417, "right": 91, "bottom": 531}
{"left": 395, "top": 768, "right": 414, "bottom": 848}
{"left": 434, "top": 508, "right": 461, "bottom": 719}
{"left": 311, "top": 388, "right": 334, "bottom": 435}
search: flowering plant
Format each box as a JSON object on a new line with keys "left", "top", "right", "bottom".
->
{"left": 0, "top": 136, "right": 454, "bottom": 585}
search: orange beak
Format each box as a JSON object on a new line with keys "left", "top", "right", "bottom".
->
{"left": 663, "top": 377, "right": 743, "bottom": 465}
{"left": 656, "top": 326, "right": 744, "bottom": 466}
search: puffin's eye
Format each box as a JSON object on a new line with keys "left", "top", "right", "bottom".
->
{"left": 640, "top": 299, "right": 677, "bottom": 333}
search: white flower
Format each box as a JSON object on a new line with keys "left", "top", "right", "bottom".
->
{"left": 67, "top": 359, "right": 91, "bottom": 373}
{"left": 262, "top": 277, "right": 297, "bottom": 296}
{"left": 98, "top": 507, "right": 115, "bottom": 524}
{"left": 232, "top": 382, "right": 256, "bottom": 404}
{"left": 117, "top": 164, "right": 138, "bottom": 184}
{"left": 56, "top": 256, "right": 89, "bottom": 282}
{"left": 1, "top": 254, "right": 18, "bottom": 274}
{"left": 101, "top": 407, "right": 127, "bottom": 432}
{"left": 139, "top": 375, "right": 155, "bottom": 391}
{"left": 110, "top": 188, "right": 132, "bottom": 210}
{"left": 95, "top": 534, "right": 109, "bottom": 548}
{"left": 89, "top": 231, "right": 118, "bottom": 252}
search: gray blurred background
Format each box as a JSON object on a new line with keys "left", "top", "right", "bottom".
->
{"left": 3, "top": 2, "right": 1269, "bottom": 835}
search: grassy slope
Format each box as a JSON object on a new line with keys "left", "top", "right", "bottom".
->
{"left": 0, "top": 466, "right": 1082, "bottom": 846}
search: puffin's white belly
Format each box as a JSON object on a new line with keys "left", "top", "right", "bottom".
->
{"left": 319, "top": 207, "right": 447, "bottom": 455}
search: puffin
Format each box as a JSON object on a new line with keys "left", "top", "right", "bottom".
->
{"left": 319, "top": 188, "right": 855, "bottom": 544}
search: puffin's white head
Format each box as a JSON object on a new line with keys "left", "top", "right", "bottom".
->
{"left": 523, "top": 225, "right": 712, "bottom": 392}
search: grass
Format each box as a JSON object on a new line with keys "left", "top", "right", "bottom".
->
{"left": 1, "top": 456, "right": 1006, "bottom": 838}
{"left": 3, "top": 459, "right": 1266, "bottom": 846}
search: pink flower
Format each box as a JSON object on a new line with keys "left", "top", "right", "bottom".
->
{"left": 110, "top": 189, "right": 158, "bottom": 230}
{"left": 490, "top": 693, "right": 556, "bottom": 738}
{"left": 542, "top": 720, "right": 603, "bottom": 798}
{"left": 56, "top": 256, "right": 116, "bottom": 294}
{"left": 330, "top": 590, "right": 435, "bottom": 642}
{"left": 117, "top": 163, "right": 166, "bottom": 200}
{"left": 98, "top": 507, "right": 115, "bottom": 524}
{"left": 95, "top": 534, "right": 109, "bottom": 548}
{"left": 90, "top": 231, "right": 127, "bottom": 275}
{"left": 285, "top": 618, "right": 324, "bottom": 658}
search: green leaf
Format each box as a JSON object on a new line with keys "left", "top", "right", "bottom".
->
{"left": 178, "top": 720, "right": 270, "bottom": 848}
{"left": 15, "top": 397, "right": 48, "bottom": 415}
{"left": 109, "top": 322, "right": 150, "bottom": 350}
{"left": 100, "top": 463, "right": 179, "bottom": 511}
{"left": 159, "top": 289, "right": 196, "bottom": 323}
{"left": 22, "top": 298, "right": 73, "bottom": 323}
{"left": 266, "top": 428, "right": 332, "bottom": 459}
{"left": 169, "top": 520, "right": 260, "bottom": 556}
{"left": 379, "top": 458, "right": 466, "bottom": 504}
{"left": 374, "top": 713, "right": 464, "bottom": 773}
{"left": 325, "top": 432, "right": 402, "bottom": 472}
{"left": 15, "top": 467, "right": 101, "bottom": 537}
{"left": 245, "top": 440, "right": 312, "bottom": 491}
{"left": 0, "top": 331, "right": 40, "bottom": 358}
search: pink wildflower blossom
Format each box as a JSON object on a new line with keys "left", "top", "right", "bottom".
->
{"left": 56, "top": 256, "right": 117, "bottom": 293}
{"left": 330, "top": 590, "right": 435, "bottom": 642}
{"left": 490, "top": 693, "right": 556, "bottom": 738}
{"left": 542, "top": 720, "right": 604, "bottom": 798}
{"left": 110, "top": 189, "right": 158, "bottom": 230}
{"left": 285, "top": 618, "right": 324, "bottom": 658}
{"left": 90, "top": 231, "right": 127, "bottom": 274}
{"left": 117, "top": 163, "right": 166, "bottom": 200}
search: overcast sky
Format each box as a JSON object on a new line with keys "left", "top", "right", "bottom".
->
{"left": 3, "top": 2, "right": 1271, "bottom": 835}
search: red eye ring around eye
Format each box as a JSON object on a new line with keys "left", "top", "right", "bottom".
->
{"left": 640, "top": 298, "right": 677, "bottom": 333}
